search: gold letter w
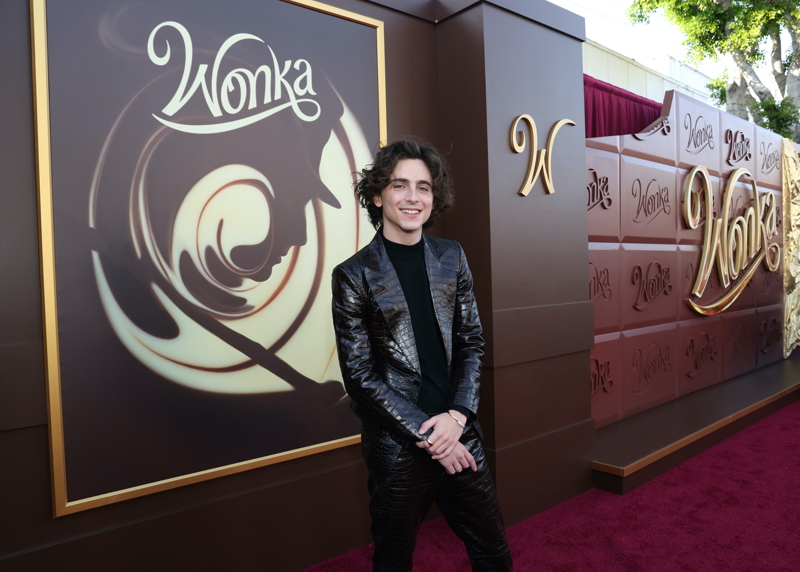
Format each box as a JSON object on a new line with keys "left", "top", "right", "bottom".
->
{"left": 510, "top": 115, "right": 575, "bottom": 196}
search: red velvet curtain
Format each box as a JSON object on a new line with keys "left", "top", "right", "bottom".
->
{"left": 583, "top": 74, "right": 663, "bottom": 139}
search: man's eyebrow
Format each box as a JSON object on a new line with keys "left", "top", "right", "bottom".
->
{"left": 389, "top": 177, "right": 433, "bottom": 187}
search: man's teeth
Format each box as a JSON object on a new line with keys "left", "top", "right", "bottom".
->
{"left": 401, "top": 209, "right": 420, "bottom": 214}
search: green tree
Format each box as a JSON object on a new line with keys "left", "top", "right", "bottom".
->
{"left": 749, "top": 96, "right": 800, "bottom": 137}
{"left": 628, "top": 0, "right": 800, "bottom": 141}
{"left": 707, "top": 75, "right": 728, "bottom": 106}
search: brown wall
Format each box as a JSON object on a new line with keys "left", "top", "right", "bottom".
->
{"left": 0, "top": 1, "right": 592, "bottom": 569}
{"left": 436, "top": 3, "right": 594, "bottom": 524}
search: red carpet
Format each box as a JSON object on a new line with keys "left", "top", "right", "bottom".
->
{"left": 301, "top": 399, "right": 800, "bottom": 571}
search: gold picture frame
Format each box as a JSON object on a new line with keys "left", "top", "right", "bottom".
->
{"left": 31, "top": 0, "right": 386, "bottom": 517}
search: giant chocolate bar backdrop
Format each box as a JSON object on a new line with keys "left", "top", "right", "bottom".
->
{"left": 587, "top": 91, "right": 785, "bottom": 427}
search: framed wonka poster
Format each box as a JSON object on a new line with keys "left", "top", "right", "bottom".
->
{"left": 31, "top": 0, "right": 383, "bottom": 515}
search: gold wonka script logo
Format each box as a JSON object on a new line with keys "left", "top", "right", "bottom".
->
{"left": 510, "top": 115, "right": 575, "bottom": 196}
{"left": 148, "top": 22, "right": 320, "bottom": 134}
{"left": 683, "top": 165, "right": 781, "bottom": 315}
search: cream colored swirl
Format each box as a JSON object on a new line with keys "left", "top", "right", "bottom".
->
{"left": 168, "top": 164, "right": 280, "bottom": 317}
{"left": 93, "top": 99, "right": 373, "bottom": 393}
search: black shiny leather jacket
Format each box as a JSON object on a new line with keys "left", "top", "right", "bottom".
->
{"left": 331, "top": 233, "right": 484, "bottom": 449}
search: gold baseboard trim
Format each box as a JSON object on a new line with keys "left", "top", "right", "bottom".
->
{"left": 593, "top": 381, "right": 800, "bottom": 478}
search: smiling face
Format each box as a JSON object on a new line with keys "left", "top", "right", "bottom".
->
{"left": 373, "top": 158, "right": 434, "bottom": 245}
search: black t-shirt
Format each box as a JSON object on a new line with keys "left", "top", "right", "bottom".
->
{"left": 381, "top": 233, "right": 471, "bottom": 421}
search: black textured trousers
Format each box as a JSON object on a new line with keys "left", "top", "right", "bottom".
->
{"left": 366, "top": 427, "right": 513, "bottom": 572}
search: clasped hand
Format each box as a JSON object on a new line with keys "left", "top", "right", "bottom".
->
{"left": 416, "top": 412, "right": 476, "bottom": 474}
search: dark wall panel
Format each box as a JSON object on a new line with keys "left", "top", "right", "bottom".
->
{"left": 491, "top": 302, "right": 593, "bottom": 367}
{"left": 489, "top": 414, "right": 594, "bottom": 526}
{"left": 366, "top": 0, "right": 436, "bottom": 21}
{"left": 484, "top": 4, "right": 587, "bottom": 313}
{"left": 491, "top": 351, "right": 592, "bottom": 450}
{"left": 1, "top": 425, "right": 371, "bottom": 570}
{"left": 0, "top": 343, "right": 46, "bottom": 431}
{"left": 486, "top": 0, "right": 584, "bottom": 40}
{"left": 377, "top": 4, "right": 439, "bottom": 142}
{"left": 434, "top": 3, "right": 494, "bottom": 358}
{"left": 0, "top": 0, "right": 41, "bottom": 343}
{"left": 0, "top": 0, "right": 46, "bottom": 434}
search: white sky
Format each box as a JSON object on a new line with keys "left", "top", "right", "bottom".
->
{"left": 546, "top": 0, "right": 725, "bottom": 78}
{"left": 546, "top": 0, "right": 794, "bottom": 100}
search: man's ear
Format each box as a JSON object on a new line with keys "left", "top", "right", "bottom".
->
{"left": 372, "top": 193, "right": 382, "bottom": 208}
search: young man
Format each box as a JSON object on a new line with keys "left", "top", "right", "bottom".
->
{"left": 331, "top": 140, "right": 513, "bottom": 571}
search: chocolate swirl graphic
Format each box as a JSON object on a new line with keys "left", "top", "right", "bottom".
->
{"left": 88, "top": 55, "right": 372, "bottom": 395}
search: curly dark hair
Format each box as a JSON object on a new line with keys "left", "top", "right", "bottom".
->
{"left": 355, "top": 139, "right": 454, "bottom": 230}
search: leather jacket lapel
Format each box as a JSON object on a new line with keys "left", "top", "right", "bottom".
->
{"left": 363, "top": 234, "right": 421, "bottom": 374}
{"left": 423, "top": 236, "right": 454, "bottom": 369}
